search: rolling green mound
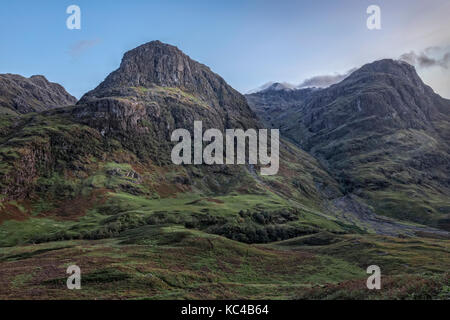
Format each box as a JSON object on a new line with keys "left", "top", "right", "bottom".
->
{"left": 0, "top": 228, "right": 448, "bottom": 299}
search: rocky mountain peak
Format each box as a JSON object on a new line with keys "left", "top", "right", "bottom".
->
{"left": 247, "top": 82, "right": 296, "bottom": 94}
{"left": 80, "top": 41, "right": 247, "bottom": 108}
{"left": 77, "top": 41, "right": 258, "bottom": 133}
{"left": 264, "top": 82, "right": 296, "bottom": 92}
{"left": 97, "top": 40, "right": 197, "bottom": 90}
{"left": 246, "top": 59, "right": 450, "bottom": 229}
{"left": 0, "top": 73, "right": 77, "bottom": 115}
{"left": 343, "top": 59, "right": 428, "bottom": 92}
{"left": 356, "top": 59, "right": 415, "bottom": 76}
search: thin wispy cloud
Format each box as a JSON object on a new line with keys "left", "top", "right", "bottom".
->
{"left": 68, "top": 39, "right": 101, "bottom": 58}
{"left": 297, "top": 68, "right": 357, "bottom": 89}
{"left": 248, "top": 68, "right": 357, "bottom": 93}
{"left": 400, "top": 46, "right": 450, "bottom": 69}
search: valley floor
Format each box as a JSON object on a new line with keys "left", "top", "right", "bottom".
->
{"left": 0, "top": 226, "right": 448, "bottom": 300}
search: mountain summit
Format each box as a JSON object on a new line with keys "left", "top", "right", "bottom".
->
{"left": 80, "top": 41, "right": 255, "bottom": 121}
{"left": 75, "top": 41, "right": 258, "bottom": 148}
{"left": 247, "top": 82, "right": 296, "bottom": 94}
{"left": 247, "top": 59, "right": 450, "bottom": 229}
{"left": 84, "top": 41, "right": 220, "bottom": 95}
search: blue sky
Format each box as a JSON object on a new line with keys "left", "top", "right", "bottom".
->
{"left": 1, "top": 0, "right": 449, "bottom": 98}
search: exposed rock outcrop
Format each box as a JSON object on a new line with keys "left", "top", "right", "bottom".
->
{"left": 247, "top": 59, "right": 450, "bottom": 229}
{"left": 0, "top": 74, "right": 77, "bottom": 114}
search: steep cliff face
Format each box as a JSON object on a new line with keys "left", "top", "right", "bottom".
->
{"left": 247, "top": 59, "right": 450, "bottom": 228}
{"left": 83, "top": 41, "right": 250, "bottom": 110}
{"left": 246, "top": 87, "right": 317, "bottom": 127}
{"left": 0, "top": 74, "right": 77, "bottom": 115}
{"left": 78, "top": 41, "right": 258, "bottom": 130}
{"left": 248, "top": 60, "right": 450, "bottom": 143}
{"left": 293, "top": 59, "right": 450, "bottom": 147}
{"left": 70, "top": 41, "right": 260, "bottom": 162}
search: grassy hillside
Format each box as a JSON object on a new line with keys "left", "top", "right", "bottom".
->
{"left": 0, "top": 109, "right": 356, "bottom": 249}
{"left": 0, "top": 227, "right": 448, "bottom": 299}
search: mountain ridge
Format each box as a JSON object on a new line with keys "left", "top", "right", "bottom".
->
{"left": 0, "top": 73, "right": 77, "bottom": 115}
{"left": 246, "top": 58, "right": 450, "bottom": 230}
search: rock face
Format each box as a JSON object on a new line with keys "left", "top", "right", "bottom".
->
{"left": 71, "top": 41, "right": 259, "bottom": 162}
{"left": 0, "top": 74, "right": 77, "bottom": 114}
{"left": 83, "top": 41, "right": 243, "bottom": 104}
{"left": 246, "top": 87, "right": 317, "bottom": 126}
{"left": 247, "top": 59, "right": 450, "bottom": 228}
{"left": 79, "top": 41, "right": 257, "bottom": 129}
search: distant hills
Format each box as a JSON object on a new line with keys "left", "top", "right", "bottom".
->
{"left": 246, "top": 69, "right": 356, "bottom": 94}
{"left": 0, "top": 74, "right": 76, "bottom": 115}
{"left": 246, "top": 59, "right": 450, "bottom": 230}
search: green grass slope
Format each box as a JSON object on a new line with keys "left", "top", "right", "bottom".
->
{"left": 0, "top": 227, "right": 448, "bottom": 300}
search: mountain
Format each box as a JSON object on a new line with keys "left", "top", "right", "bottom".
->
{"left": 247, "top": 82, "right": 296, "bottom": 94}
{"left": 247, "top": 59, "right": 450, "bottom": 230}
{"left": 0, "top": 41, "right": 352, "bottom": 247}
{"left": 0, "top": 44, "right": 449, "bottom": 300}
{"left": 1, "top": 46, "right": 447, "bottom": 242}
{"left": 247, "top": 69, "right": 356, "bottom": 95}
{"left": 0, "top": 74, "right": 76, "bottom": 115}
{"left": 65, "top": 41, "right": 262, "bottom": 163}
{"left": 296, "top": 69, "right": 356, "bottom": 89}
{"left": 246, "top": 87, "right": 318, "bottom": 126}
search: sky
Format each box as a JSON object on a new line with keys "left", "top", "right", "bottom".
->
{"left": 0, "top": 0, "right": 449, "bottom": 99}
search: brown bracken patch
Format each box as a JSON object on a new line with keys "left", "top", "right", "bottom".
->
{"left": 37, "top": 189, "right": 110, "bottom": 221}
{"left": 0, "top": 203, "right": 30, "bottom": 225}
{"left": 154, "top": 182, "right": 190, "bottom": 198}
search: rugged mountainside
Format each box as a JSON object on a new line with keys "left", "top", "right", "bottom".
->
{"left": 0, "top": 43, "right": 449, "bottom": 300}
{"left": 80, "top": 41, "right": 258, "bottom": 128}
{"left": 246, "top": 87, "right": 318, "bottom": 126}
{"left": 0, "top": 45, "right": 447, "bottom": 242}
{"left": 0, "top": 41, "right": 354, "bottom": 248}
{"left": 67, "top": 41, "right": 260, "bottom": 162}
{"left": 0, "top": 74, "right": 77, "bottom": 115}
{"left": 247, "top": 59, "right": 450, "bottom": 229}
